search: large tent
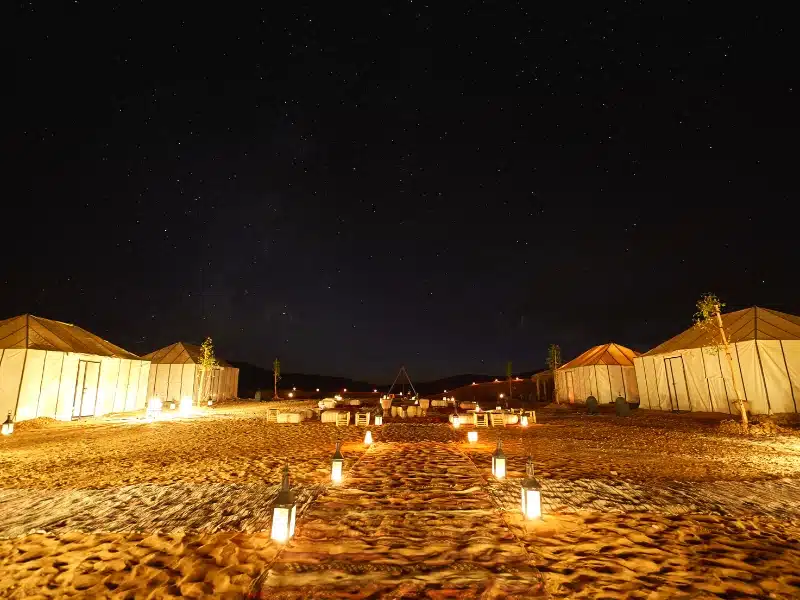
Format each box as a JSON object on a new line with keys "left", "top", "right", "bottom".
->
{"left": 0, "top": 314, "right": 150, "bottom": 422}
{"left": 555, "top": 342, "right": 640, "bottom": 404}
{"left": 633, "top": 307, "right": 800, "bottom": 415}
{"left": 143, "top": 342, "right": 239, "bottom": 405}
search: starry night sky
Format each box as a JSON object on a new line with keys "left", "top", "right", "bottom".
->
{"left": 5, "top": 2, "right": 798, "bottom": 381}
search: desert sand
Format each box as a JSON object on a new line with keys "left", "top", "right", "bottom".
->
{"left": 1, "top": 401, "right": 799, "bottom": 598}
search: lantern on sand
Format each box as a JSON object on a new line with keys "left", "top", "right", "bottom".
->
{"left": 364, "top": 430, "right": 373, "bottom": 446}
{"left": 452, "top": 404, "right": 461, "bottom": 429}
{"left": 492, "top": 439, "right": 506, "bottom": 479}
{"left": 521, "top": 456, "right": 542, "bottom": 520}
{"left": 169, "top": 401, "right": 176, "bottom": 410}
{"left": 467, "top": 431, "right": 478, "bottom": 443}
{"left": 374, "top": 406, "right": 383, "bottom": 426}
{"left": 207, "top": 399, "right": 213, "bottom": 406}
{"left": 520, "top": 415, "right": 529, "bottom": 427}
{"left": 2, "top": 412, "right": 13, "bottom": 436}
{"left": 271, "top": 464, "right": 297, "bottom": 543}
{"left": 331, "top": 441, "right": 344, "bottom": 483}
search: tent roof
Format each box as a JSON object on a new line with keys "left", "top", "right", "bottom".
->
{"left": 560, "top": 343, "right": 640, "bottom": 369}
{"left": 644, "top": 306, "right": 800, "bottom": 356}
{"left": 142, "top": 342, "right": 232, "bottom": 367}
{"left": 0, "top": 314, "right": 140, "bottom": 359}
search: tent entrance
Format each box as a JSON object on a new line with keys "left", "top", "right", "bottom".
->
{"left": 73, "top": 360, "right": 101, "bottom": 418}
{"left": 665, "top": 357, "right": 691, "bottom": 412}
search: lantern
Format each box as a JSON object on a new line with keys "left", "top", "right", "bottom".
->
{"left": 374, "top": 406, "right": 383, "bottom": 426}
{"left": 496, "top": 406, "right": 502, "bottom": 411}
{"left": 452, "top": 414, "right": 460, "bottom": 428}
{"left": 169, "top": 401, "right": 176, "bottom": 410}
{"left": 521, "top": 457, "right": 542, "bottom": 520}
{"left": 316, "top": 388, "right": 320, "bottom": 392}
{"left": 270, "top": 464, "right": 297, "bottom": 543}
{"left": 492, "top": 439, "right": 506, "bottom": 479}
{"left": 521, "top": 415, "right": 529, "bottom": 427}
{"left": 331, "top": 441, "right": 344, "bottom": 483}
{"left": 364, "top": 430, "right": 373, "bottom": 446}
{"left": 288, "top": 392, "right": 294, "bottom": 398}
{"left": 467, "top": 431, "right": 478, "bottom": 443}
{"left": 2, "top": 412, "right": 13, "bottom": 436}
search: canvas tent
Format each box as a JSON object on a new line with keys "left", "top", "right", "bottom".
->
{"left": 0, "top": 314, "right": 150, "bottom": 422}
{"left": 143, "top": 342, "right": 239, "bottom": 405}
{"left": 634, "top": 307, "right": 800, "bottom": 415}
{"left": 555, "top": 343, "right": 640, "bottom": 404}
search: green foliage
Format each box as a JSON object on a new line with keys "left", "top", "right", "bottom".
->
{"left": 546, "top": 344, "right": 561, "bottom": 371}
{"left": 694, "top": 293, "right": 726, "bottom": 354}
{"left": 199, "top": 337, "right": 217, "bottom": 370}
{"left": 273, "top": 358, "right": 281, "bottom": 380}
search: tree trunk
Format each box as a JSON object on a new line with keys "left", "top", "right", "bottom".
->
{"left": 273, "top": 372, "right": 278, "bottom": 399}
{"left": 715, "top": 306, "right": 748, "bottom": 430}
{"left": 197, "top": 368, "right": 207, "bottom": 407}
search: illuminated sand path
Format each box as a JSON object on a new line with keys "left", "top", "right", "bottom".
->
{"left": 256, "top": 441, "right": 547, "bottom": 598}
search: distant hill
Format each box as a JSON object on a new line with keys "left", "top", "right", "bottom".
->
{"left": 231, "top": 362, "right": 547, "bottom": 399}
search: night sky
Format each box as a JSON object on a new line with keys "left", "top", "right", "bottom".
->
{"left": 5, "top": 2, "right": 798, "bottom": 381}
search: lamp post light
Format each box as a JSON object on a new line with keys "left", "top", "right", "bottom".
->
{"left": 331, "top": 441, "right": 344, "bottom": 483}
{"left": 521, "top": 456, "right": 542, "bottom": 520}
{"left": 270, "top": 464, "right": 297, "bottom": 543}
{"left": 2, "top": 412, "right": 14, "bottom": 436}
{"left": 492, "top": 439, "right": 506, "bottom": 479}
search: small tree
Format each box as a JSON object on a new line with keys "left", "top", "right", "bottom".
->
{"left": 197, "top": 337, "right": 218, "bottom": 406}
{"left": 506, "top": 361, "right": 513, "bottom": 408}
{"left": 546, "top": 344, "right": 562, "bottom": 403}
{"left": 694, "top": 294, "right": 748, "bottom": 430}
{"left": 273, "top": 358, "right": 281, "bottom": 399}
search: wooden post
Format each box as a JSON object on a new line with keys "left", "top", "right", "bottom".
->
{"left": 714, "top": 304, "right": 748, "bottom": 429}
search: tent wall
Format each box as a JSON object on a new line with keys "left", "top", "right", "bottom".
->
{"left": 145, "top": 363, "right": 238, "bottom": 404}
{"left": 634, "top": 341, "right": 800, "bottom": 415}
{"left": 557, "top": 364, "right": 638, "bottom": 404}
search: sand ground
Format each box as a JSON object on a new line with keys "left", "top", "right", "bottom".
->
{"left": 1, "top": 401, "right": 799, "bottom": 598}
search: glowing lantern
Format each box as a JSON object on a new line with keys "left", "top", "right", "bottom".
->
{"left": 521, "top": 456, "right": 542, "bottom": 520}
{"left": 288, "top": 392, "right": 294, "bottom": 398}
{"left": 292, "top": 387, "right": 296, "bottom": 391}
{"left": 270, "top": 464, "right": 297, "bottom": 543}
{"left": 444, "top": 389, "right": 447, "bottom": 393}
{"left": 331, "top": 441, "right": 344, "bottom": 483}
{"left": 207, "top": 400, "right": 213, "bottom": 406}
{"left": 499, "top": 393, "right": 505, "bottom": 399}
{"left": 316, "top": 388, "right": 320, "bottom": 392}
{"left": 467, "top": 431, "right": 478, "bottom": 443}
{"left": 521, "top": 415, "right": 529, "bottom": 427}
{"left": 179, "top": 396, "right": 193, "bottom": 417}
{"left": 472, "top": 382, "right": 477, "bottom": 386}
{"left": 496, "top": 406, "right": 502, "bottom": 411}
{"left": 343, "top": 388, "right": 348, "bottom": 393}
{"left": 373, "top": 389, "right": 378, "bottom": 393}
{"left": 169, "top": 401, "right": 176, "bottom": 410}
{"left": 2, "top": 412, "right": 14, "bottom": 436}
{"left": 374, "top": 406, "right": 383, "bottom": 426}
{"left": 364, "top": 430, "right": 373, "bottom": 446}
{"left": 492, "top": 440, "right": 506, "bottom": 479}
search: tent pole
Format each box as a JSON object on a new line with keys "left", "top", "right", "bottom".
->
{"left": 779, "top": 340, "right": 797, "bottom": 413}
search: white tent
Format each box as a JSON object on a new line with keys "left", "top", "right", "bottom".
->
{"left": 0, "top": 314, "right": 150, "bottom": 422}
{"left": 556, "top": 342, "right": 641, "bottom": 404}
{"left": 142, "top": 342, "right": 239, "bottom": 406}
{"left": 633, "top": 307, "right": 800, "bottom": 415}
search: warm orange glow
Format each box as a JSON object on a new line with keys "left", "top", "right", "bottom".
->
{"left": 364, "top": 430, "right": 373, "bottom": 445}
{"left": 467, "top": 431, "right": 477, "bottom": 442}
{"left": 521, "top": 415, "right": 529, "bottom": 427}
{"left": 452, "top": 415, "right": 461, "bottom": 429}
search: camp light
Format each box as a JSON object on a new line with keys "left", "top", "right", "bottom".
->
{"left": 521, "top": 415, "right": 529, "bottom": 427}
{"left": 207, "top": 399, "right": 213, "bottom": 406}
{"left": 492, "top": 439, "right": 506, "bottom": 479}
{"left": 374, "top": 406, "right": 383, "bottom": 426}
{"left": 364, "top": 430, "right": 373, "bottom": 446}
{"left": 288, "top": 392, "right": 294, "bottom": 398}
{"left": 468, "top": 431, "right": 478, "bottom": 443}
{"left": 169, "top": 401, "right": 176, "bottom": 410}
{"left": 521, "top": 456, "right": 542, "bottom": 520}
{"left": 2, "top": 412, "right": 13, "bottom": 436}
{"left": 331, "top": 441, "right": 344, "bottom": 483}
{"left": 179, "top": 396, "right": 193, "bottom": 417}
{"left": 270, "top": 464, "right": 297, "bottom": 543}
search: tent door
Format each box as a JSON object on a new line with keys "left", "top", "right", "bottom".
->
{"left": 665, "top": 357, "right": 690, "bottom": 411}
{"left": 73, "top": 360, "right": 101, "bottom": 418}
{"left": 566, "top": 372, "right": 575, "bottom": 403}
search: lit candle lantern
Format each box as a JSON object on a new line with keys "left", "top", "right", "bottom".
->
{"left": 492, "top": 439, "right": 506, "bottom": 479}
{"left": 467, "top": 431, "right": 478, "bottom": 443}
{"left": 288, "top": 392, "right": 294, "bottom": 398}
{"left": 496, "top": 406, "right": 502, "bottom": 411}
{"left": 271, "top": 464, "right": 297, "bottom": 543}
{"left": 374, "top": 407, "right": 383, "bottom": 426}
{"left": 452, "top": 414, "right": 461, "bottom": 429}
{"left": 521, "top": 415, "right": 529, "bottom": 427}
{"left": 364, "top": 430, "right": 373, "bottom": 446}
{"left": 2, "top": 411, "right": 14, "bottom": 436}
{"left": 521, "top": 456, "right": 542, "bottom": 520}
{"left": 331, "top": 441, "right": 344, "bottom": 483}
{"left": 207, "top": 400, "right": 213, "bottom": 406}
{"left": 169, "top": 401, "right": 176, "bottom": 410}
